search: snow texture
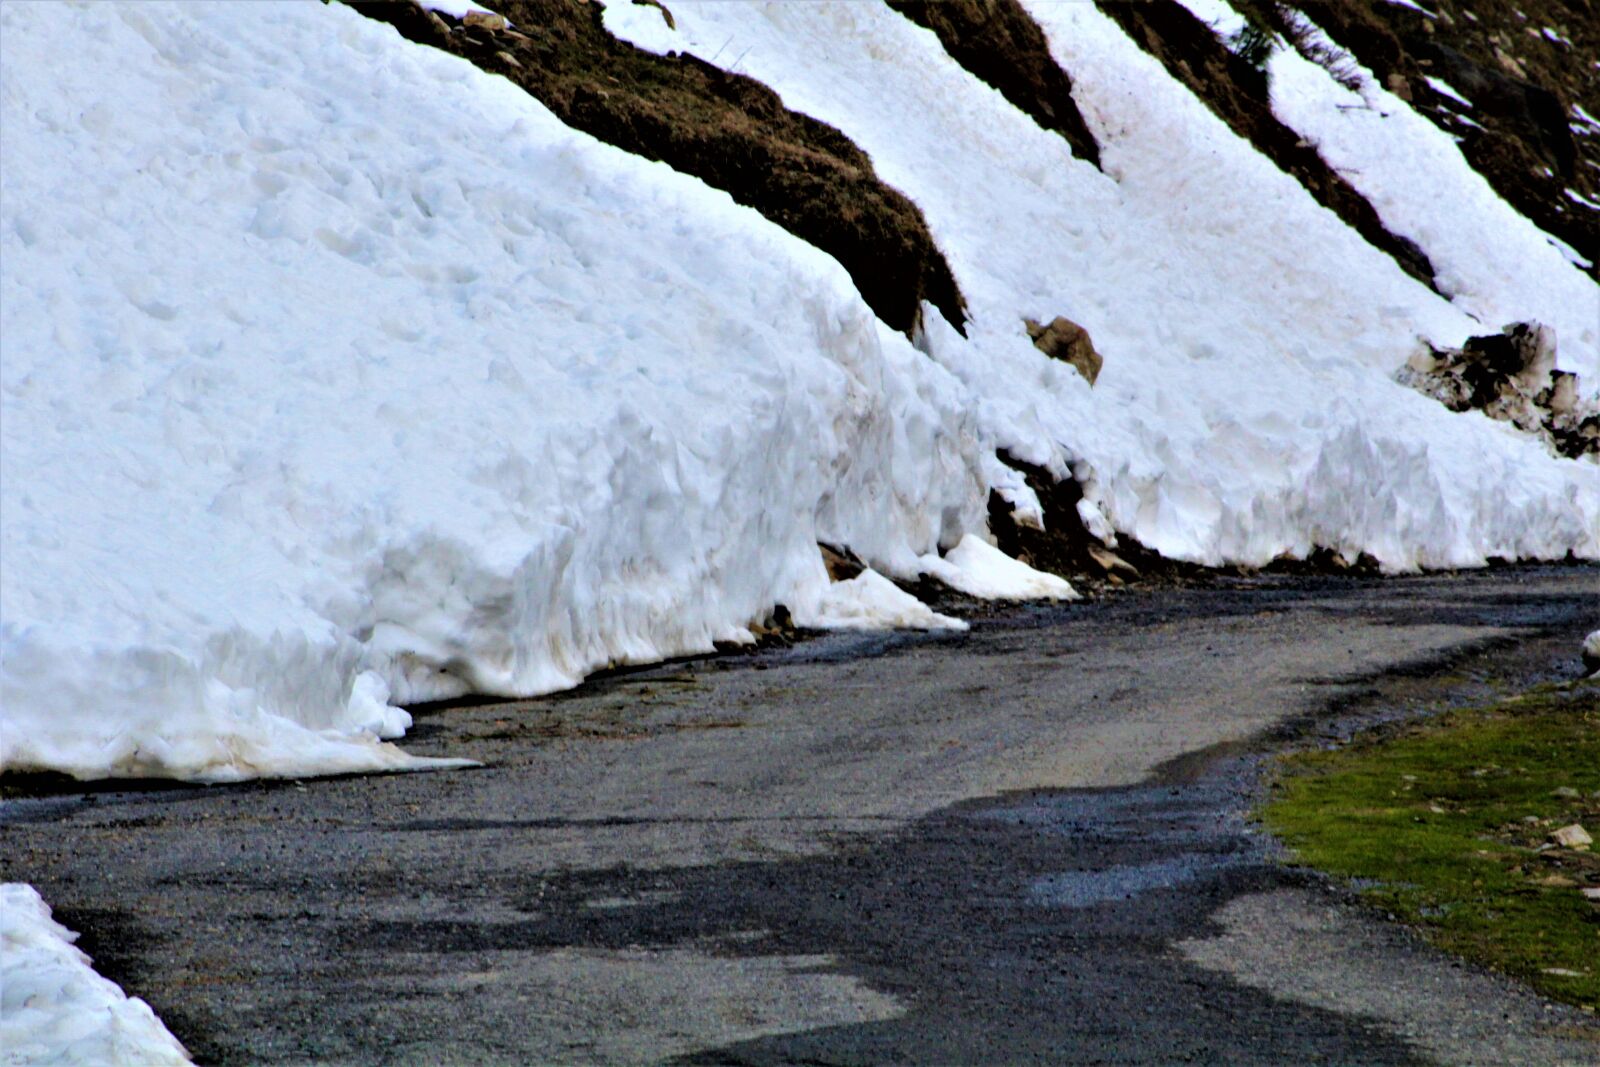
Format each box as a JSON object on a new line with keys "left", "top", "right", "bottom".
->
{"left": 0, "top": 1, "right": 997, "bottom": 782}
{"left": 604, "top": 0, "right": 1598, "bottom": 575}
{"left": 0, "top": 884, "right": 191, "bottom": 1066}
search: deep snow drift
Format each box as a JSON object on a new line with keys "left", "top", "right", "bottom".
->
{"left": 0, "top": 1, "right": 1013, "bottom": 782}
{"left": 0, "top": 884, "right": 192, "bottom": 1065}
{"left": 1, "top": 0, "right": 1596, "bottom": 787}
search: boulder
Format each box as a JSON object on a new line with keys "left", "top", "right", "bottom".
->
{"left": 1397, "top": 321, "right": 1598, "bottom": 459}
{"left": 462, "top": 9, "right": 507, "bottom": 32}
{"left": 1550, "top": 824, "right": 1592, "bottom": 850}
{"left": 1025, "top": 316, "right": 1103, "bottom": 386}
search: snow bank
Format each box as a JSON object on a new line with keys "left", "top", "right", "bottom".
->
{"left": 0, "top": 884, "right": 191, "bottom": 1066}
{"left": 0, "top": 1, "right": 996, "bottom": 781}
{"left": 603, "top": 0, "right": 1599, "bottom": 573}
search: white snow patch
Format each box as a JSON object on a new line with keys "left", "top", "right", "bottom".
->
{"left": 0, "top": 1, "right": 991, "bottom": 782}
{"left": 920, "top": 534, "right": 1078, "bottom": 601}
{"left": 1423, "top": 76, "right": 1472, "bottom": 108}
{"left": 0, "top": 884, "right": 191, "bottom": 1066}
{"left": 1540, "top": 27, "right": 1572, "bottom": 46}
{"left": 1565, "top": 187, "right": 1600, "bottom": 211}
{"left": 1584, "top": 630, "right": 1600, "bottom": 677}
{"left": 1380, "top": 0, "right": 1437, "bottom": 17}
{"left": 795, "top": 570, "right": 967, "bottom": 632}
{"left": 418, "top": 0, "right": 504, "bottom": 22}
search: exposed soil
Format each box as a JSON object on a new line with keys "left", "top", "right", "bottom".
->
{"left": 1098, "top": 0, "right": 1442, "bottom": 291}
{"left": 1261, "top": 0, "right": 1599, "bottom": 274}
{"left": 883, "top": 0, "right": 1102, "bottom": 168}
{"left": 348, "top": 0, "right": 966, "bottom": 336}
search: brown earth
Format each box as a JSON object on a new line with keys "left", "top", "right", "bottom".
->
{"left": 884, "top": 0, "right": 1102, "bottom": 168}
{"left": 347, "top": 0, "right": 966, "bottom": 337}
{"left": 1098, "top": 0, "right": 1441, "bottom": 291}
{"left": 1257, "top": 0, "right": 1599, "bottom": 275}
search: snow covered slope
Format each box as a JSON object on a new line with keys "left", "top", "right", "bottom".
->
{"left": 0, "top": 0, "right": 1595, "bottom": 785}
{"left": 604, "top": 0, "right": 1598, "bottom": 568}
{"left": 0, "top": 1, "right": 995, "bottom": 781}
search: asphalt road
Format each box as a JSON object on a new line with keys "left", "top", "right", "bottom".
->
{"left": 3, "top": 567, "right": 1598, "bottom": 1065}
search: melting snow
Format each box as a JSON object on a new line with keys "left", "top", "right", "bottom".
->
{"left": 0, "top": 884, "right": 192, "bottom": 1066}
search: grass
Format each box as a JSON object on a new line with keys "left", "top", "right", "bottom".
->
{"left": 1261, "top": 681, "right": 1600, "bottom": 1010}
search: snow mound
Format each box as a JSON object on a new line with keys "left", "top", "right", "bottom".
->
{"left": 796, "top": 570, "right": 967, "bottom": 632}
{"left": 0, "top": 1, "right": 992, "bottom": 781}
{"left": 922, "top": 535, "right": 1078, "bottom": 601}
{"left": 604, "top": 0, "right": 1599, "bottom": 573}
{"left": 0, "top": 884, "right": 191, "bottom": 1066}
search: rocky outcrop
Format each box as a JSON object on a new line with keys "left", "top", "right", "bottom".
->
{"left": 349, "top": 0, "right": 967, "bottom": 337}
{"left": 1025, "top": 316, "right": 1103, "bottom": 386}
{"left": 1398, "top": 322, "right": 1599, "bottom": 458}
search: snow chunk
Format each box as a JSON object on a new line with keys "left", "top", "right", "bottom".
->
{"left": 0, "top": 885, "right": 191, "bottom": 1066}
{"left": 921, "top": 535, "right": 1078, "bottom": 601}
{"left": 1423, "top": 76, "right": 1472, "bottom": 108}
{"left": 795, "top": 570, "right": 967, "bottom": 632}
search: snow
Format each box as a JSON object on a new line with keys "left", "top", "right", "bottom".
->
{"left": 0, "top": 1, "right": 1002, "bottom": 782}
{"left": 1423, "top": 75, "right": 1473, "bottom": 108}
{"left": 1380, "top": 0, "right": 1438, "bottom": 16}
{"left": 1228, "top": 7, "right": 1600, "bottom": 384}
{"left": 2, "top": 0, "right": 1597, "bottom": 786}
{"left": 1585, "top": 630, "right": 1600, "bottom": 677}
{"left": 0, "top": 884, "right": 191, "bottom": 1066}
{"left": 797, "top": 570, "right": 966, "bottom": 632}
{"left": 604, "top": 0, "right": 1598, "bottom": 575}
{"left": 417, "top": 0, "right": 503, "bottom": 21}
{"left": 921, "top": 535, "right": 1078, "bottom": 601}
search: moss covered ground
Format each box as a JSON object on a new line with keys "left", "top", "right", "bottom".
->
{"left": 1262, "top": 681, "right": 1600, "bottom": 1009}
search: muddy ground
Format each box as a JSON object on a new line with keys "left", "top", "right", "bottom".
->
{"left": 3, "top": 567, "right": 1598, "bottom": 1064}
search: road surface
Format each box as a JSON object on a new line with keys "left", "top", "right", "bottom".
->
{"left": 3, "top": 567, "right": 1598, "bottom": 1064}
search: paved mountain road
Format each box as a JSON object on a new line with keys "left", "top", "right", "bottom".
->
{"left": 4, "top": 568, "right": 1598, "bottom": 1064}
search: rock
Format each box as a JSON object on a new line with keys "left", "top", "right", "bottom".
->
{"left": 495, "top": 51, "right": 522, "bottom": 69}
{"left": 1552, "top": 786, "right": 1581, "bottom": 799}
{"left": 462, "top": 10, "right": 507, "bottom": 32}
{"left": 819, "top": 543, "right": 864, "bottom": 582}
{"left": 1025, "top": 316, "right": 1103, "bottom": 386}
{"left": 1086, "top": 544, "right": 1140, "bottom": 579}
{"left": 1385, "top": 72, "right": 1413, "bottom": 101}
{"left": 1550, "top": 824, "right": 1592, "bottom": 850}
{"left": 1582, "top": 887, "right": 1600, "bottom": 902}
{"left": 1583, "top": 629, "right": 1600, "bottom": 677}
{"left": 1396, "top": 321, "right": 1598, "bottom": 459}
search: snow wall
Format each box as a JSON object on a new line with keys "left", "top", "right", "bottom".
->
{"left": 1, "top": 0, "right": 1596, "bottom": 783}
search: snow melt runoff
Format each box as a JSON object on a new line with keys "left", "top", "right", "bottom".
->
{"left": 1, "top": 0, "right": 1596, "bottom": 785}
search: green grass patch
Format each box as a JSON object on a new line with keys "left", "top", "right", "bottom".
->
{"left": 1261, "top": 681, "right": 1600, "bottom": 1009}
